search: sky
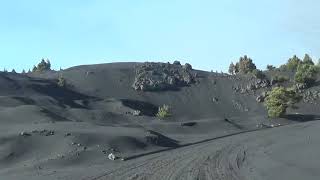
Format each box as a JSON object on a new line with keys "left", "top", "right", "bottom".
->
{"left": 1, "top": 0, "right": 320, "bottom": 72}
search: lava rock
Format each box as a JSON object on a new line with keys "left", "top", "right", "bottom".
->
{"left": 20, "top": 131, "right": 31, "bottom": 137}
{"left": 132, "top": 110, "right": 141, "bottom": 116}
{"left": 212, "top": 97, "right": 219, "bottom": 103}
{"left": 132, "top": 62, "right": 195, "bottom": 91}
{"left": 256, "top": 95, "right": 264, "bottom": 103}
{"left": 108, "top": 153, "right": 116, "bottom": 161}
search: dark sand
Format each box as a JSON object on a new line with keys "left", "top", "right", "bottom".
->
{"left": 0, "top": 62, "right": 319, "bottom": 180}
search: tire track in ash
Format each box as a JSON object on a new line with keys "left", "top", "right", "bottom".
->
{"left": 90, "top": 123, "right": 300, "bottom": 180}
{"left": 92, "top": 134, "right": 251, "bottom": 180}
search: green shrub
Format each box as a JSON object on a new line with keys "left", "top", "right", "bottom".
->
{"left": 294, "top": 64, "right": 318, "bottom": 86}
{"left": 272, "top": 75, "right": 289, "bottom": 83}
{"left": 286, "top": 55, "right": 302, "bottom": 71}
{"left": 156, "top": 104, "right": 171, "bottom": 119}
{"left": 265, "top": 87, "right": 301, "bottom": 118}
{"left": 57, "top": 75, "right": 66, "bottom": 87}
{"left": 251, "top": 69, "right": 265, "bottom": 79}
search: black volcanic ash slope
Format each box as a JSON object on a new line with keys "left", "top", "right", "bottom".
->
{"left": 0, "top": 62, "right": 320, "bottom": 180}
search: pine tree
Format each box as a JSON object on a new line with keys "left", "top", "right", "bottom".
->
{"left": 287, "top": 55, "right": 302, "bottom": 71}
{"left": 267, "top": 65, "right": 276, "bottom": 71}
{"left": 32, "top": 65, "right": 37, "bottom": 72}
{"left": 237, "top": 55, "right": 256, "bottom": 74}
{"left": 46, "top": 59, "right": 51, "bottom": 70}
{"left": 228, "top": 62, "right": 235, "bottom": 74}
{"left": 302, "top": 54, "right": 314, "bottom": 65}
{"left": 11, "top": 69, "right": 16, "bottom": 73}
{"left": 22, "top": 69, "right": 26, "bottom": 74}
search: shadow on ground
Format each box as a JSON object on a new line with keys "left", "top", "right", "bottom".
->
{"left": 283, "top": 114, "right": 320, "bottom": 122}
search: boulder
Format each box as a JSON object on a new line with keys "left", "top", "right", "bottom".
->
{"left": 108, "top": 153, "right": 116, "bottom": 161}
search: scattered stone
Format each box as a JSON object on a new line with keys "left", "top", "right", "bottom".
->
{"left": 212, "top": 97, "right": 219, "bottom": 103}
{"left": 64, "top": 133, "right": 72, "bottom": 137}
{"left": 232, "top": 100, "right": 249, "bottom": 112}
{"left": 109, "top": 148, "right": 119, "bottom": 152}
{"left": 77, "top": 143, "right": 82, "bottom": 147}
{"left": 72, "top": 142, "right": 76, "bottom": 145}
{"left": 132, "top": 110, "right": 141, "bottom": 116}
{"left": 85, "top": 71, "right": 94, "bottom": 76}
{"left": 295, "top": 83, "right": 307, "bottom": 90}
{"left": 57, "top": 154, "right": 65, "bottom": 159}
{"left": 20, "top": 131, "right": 31, "bottom": 137}
{"left": 108, "top": 153, "right": 116, "bottom": 161}
{"left": 256, "top": 95, "right": 264, "bottom": 103}
{"left": 39, "top": 129, "right": 55, "bottom": 136}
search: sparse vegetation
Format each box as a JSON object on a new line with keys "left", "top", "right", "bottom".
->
{"left": 32, "top": 58, "right": 51, "bottom": 73}
{"left": 229, "top": 55, "right": 257, "bottom": 75}
{"left": 236, "top": 55, "right": 256, "bottom": 74}
{"left": 302, "top": 54, "right": 314, "bottom": 65}
{"left": 228, "top": 62, "right": 235, "bottom": 75}
{"left": 57, "top": 75, "right": 66, "bottom": 87}
{"left": 156, "top": 104, "right": 171, "bottom": 119}
{"left": 294, "top": 64, "right": 318, "bottom": 86}
{"left": 272, "top": 75, "right": 289, "bottom": 83}
{"left": 265, "top": 87, "right": 301, "bottom": 118}
{"left": 279, "top": 54, "right": 315, "bottom": 72}
{"left": 266, "top": 65, "right": 276, "bottom": 71}
{"left": 251, "top": 69, "right": 265, "bottom": 79}
{"left": 286, "top": 55, "right": 302, "bottom": 71}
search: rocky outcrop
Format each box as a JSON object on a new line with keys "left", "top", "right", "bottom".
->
{"left": 233, "top": 79, "right": 270, "bottom": 94}
{"left": 303, "top": 90, "right": 320, "bottom": 103}
{"left": 132, "top": 62, "right": 196, "bottom": 91}
{"left": 295, "top": 83, "right": 308, "bottom": 90}
{"left": 256, "top": 92, "right": 267, "bottom": 103}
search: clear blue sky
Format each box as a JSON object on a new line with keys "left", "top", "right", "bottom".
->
{"left": 1, "top": 0, "right": 320, "bottom": 72}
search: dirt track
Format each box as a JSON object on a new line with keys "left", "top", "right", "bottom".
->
{"left": 88, "top": 121, "right": 320, "bottom": 180}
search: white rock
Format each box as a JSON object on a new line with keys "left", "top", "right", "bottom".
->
{"left": 108, "top": 153, "right": 116, "bottom": 161}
